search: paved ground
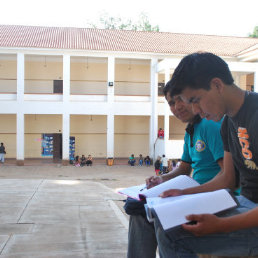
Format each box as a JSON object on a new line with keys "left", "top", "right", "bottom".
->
{"left": 0, "top": 164, "right": 154, "bottom": 258}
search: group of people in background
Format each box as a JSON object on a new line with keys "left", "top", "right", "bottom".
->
{"left": 128, "top": 154, "right": 151, "bottom": 166}
{"left": 154, "top": 155, "right": 180, "bottom": 175}
{"left": 70, "top": 154, "right": 93, "bottom": 167}
{"left": 128, "top": 152, "right": 180, "bottom": 175}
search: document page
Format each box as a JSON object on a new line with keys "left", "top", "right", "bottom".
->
{"left": 140, "top": 175, "right": 200, "bottom": 199}
{"left": 118, "top": 183, "right": 146, "bottom": 200}
{"left": 153, "top": 189, "right": 237, "bottom": 231}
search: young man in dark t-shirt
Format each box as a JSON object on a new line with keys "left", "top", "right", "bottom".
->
{"left": 154, "top": 52, "right": 258, "bottom": 257}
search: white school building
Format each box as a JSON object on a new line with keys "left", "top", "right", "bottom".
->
{"left": 0, "top": 25, "right": 257, "bottom": 165}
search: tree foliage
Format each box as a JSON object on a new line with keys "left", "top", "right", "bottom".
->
{"left": 89, "top": 12, "right": 159, "bottom": 32}
{"left": 249, "top": 26, "right": 258, "bottom": 38}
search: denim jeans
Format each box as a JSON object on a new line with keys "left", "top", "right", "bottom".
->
{"left": 0, "top": 153, "right": 4, "bottom": 163}
{"left": 154, "top": 196, "right": 258, "bottom": 258}
{"left": 127, "top": 215, "right": 157, "bottom": 258}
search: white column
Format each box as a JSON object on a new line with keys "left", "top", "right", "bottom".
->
{"left": 62, "top": 113, "right": 70, "bottom": 165}
{"left": 16, "top": 112, "right": 24, "bottom": 165}
{"left": 16, "top": 53, "right": 25, "bottom": 165}
{"left": 107, "top": 114, "right": 114, "bottom": 158}
{"left": 164, "top": 68, "right": 170, "bottom": 157}
{"left": 254, "top": 70, "right": 258, "bottom": 93}
{"left": 107, "top": 56, "right": 115, "bottom": 102}
{"left": 149, "top": 58, "right": 158, "bottom": 159}
{"left": 17, "top": 53, "right": 24, "bottom": 102}
{"left": 107, "top": 57, "right": 115, "bottom": 158}
{"left": 234, "top": 73, "right": 241, "bottom": 89}
{"left": 62, "top": 54, "right": 70, "bottom": 165}
{"left": 63, "top": 54, "right": 70, "bottom": 102}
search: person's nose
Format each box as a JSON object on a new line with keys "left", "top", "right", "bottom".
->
{"left": 191, "top": 103, "right": 202, "bottom": 115}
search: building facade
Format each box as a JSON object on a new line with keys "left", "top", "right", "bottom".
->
{"left": 0, "top": 25, "right": 257, "bottom": 165}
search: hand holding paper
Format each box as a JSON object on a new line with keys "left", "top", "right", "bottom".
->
{"left": 183, "top": 213, "right": 225, "bottom": 236}
{"left": 160, "top": 188, "right": 183, "bottom": 198}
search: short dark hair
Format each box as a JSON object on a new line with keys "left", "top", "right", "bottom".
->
{"left": 165, "top": 52, "right": 234, "bottom": 97}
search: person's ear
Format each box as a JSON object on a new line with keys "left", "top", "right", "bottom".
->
{"left": 210, "top": 78, "right": 224, "bottom": 94}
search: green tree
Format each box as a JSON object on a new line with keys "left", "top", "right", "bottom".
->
{"left": 88, "top": 12, "right": 159, "bottom": 32}
{"left": 249, "top": 26, "right": 258, "bottom": 38}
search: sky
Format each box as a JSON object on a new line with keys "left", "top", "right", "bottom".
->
{"left": 0, "top": 0, "right": 257, "bottom": 37}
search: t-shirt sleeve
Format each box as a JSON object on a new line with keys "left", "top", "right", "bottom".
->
{"left": 181, "top": 132, "right": 192, "bottom": 163}
{"left": 204, "top": 119, "right": 224, "bottom": 161}
{"left": 220, "top": 116, "right": 230, "bottom": 152}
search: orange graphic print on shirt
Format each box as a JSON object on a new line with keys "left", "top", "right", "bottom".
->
{"left": 238, "top": 127, "right": 252, "bottom": 160}
{"left": 238, "top": 127, "right": 258, "bottom": 170}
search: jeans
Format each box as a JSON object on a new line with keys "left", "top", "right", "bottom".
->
{"left": 139, "top": 160, "right": 143, "bottom": 166}
{"left": 154, "top": 195, "right": 258, "bottom": 258}
{"left": 127, "top": 215, "right": 157, "bottom": 258}
{"left": 145, "top": 161, "right": 150, "bottom": 166}
{"left": 0, "top": 153, "right": 4, "bottom": 163}
{"left": 129, "top": 160, "right": 136, "bottom": 166}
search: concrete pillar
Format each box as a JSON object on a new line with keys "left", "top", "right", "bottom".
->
{"left": 62, "top": 54, "right": 70, "bottom": 165}
{"left": 62, "top": 113, "right": 70, "bottom": 166}
{"left": 16, "top": 53, "right": 25, "bottom": 165}
{"left": 107, "top": 57, "right": 115, "bottom": 158}
{"left": 63, "top": 54, "right": 70, "bottom": 102}
{"left": 107, "top": 114, "right": 114, "bottom": 158}
{"left": 107, "top": 56, "right": 115, "bottom": 102}
{"left": 149, "top": 58, "right": 158, "bottom": 159}
{"left": 17, "top": 53, "right": 24, "bottom": 102}
{"left": 164, "top": 68, "right": 170, "bottom": 157}
{"left": 16, "top": 112, "right": 24, "bottom": 165}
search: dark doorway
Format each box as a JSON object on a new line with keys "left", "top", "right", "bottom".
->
{"left": 53, "top": 80, "right": 63, "bottom": 93}
{"left": 53, "top": 133, "right": 62, "bottom": 162}
{"left": 158, "top": 83, "right": 165, "bottom": 96}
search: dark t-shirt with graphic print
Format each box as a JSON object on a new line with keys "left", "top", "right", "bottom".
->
{"left": 221, "top": 92, "right": 258, "bottom": 203}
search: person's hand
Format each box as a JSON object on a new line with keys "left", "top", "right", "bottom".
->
{"left": 146, "top": 176, "right": 162, "bottom": 189}
{"left": 159, "top": 189, "right": 183, "bottom": 198}
{"left": 182, "top": 214, "right": 224, "bottom": 236}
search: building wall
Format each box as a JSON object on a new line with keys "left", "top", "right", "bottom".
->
{"left": 70, "top": 115, "right": 107, "bottom": 157}
{"left": 114, "top": 116, "right": 149, "bottom": 157}
{"left": 115, "top": 63, "right": 150, "bottom": 95}
{"left": 24, "top": 115, "right": 62, "bottom": 158}
{"left": 0, "top": 115, "right": 16, "bottom": 158}
{"left": 70, "top": 61, "right": 107, "bottom": 95}
{"left": 25, "top": 60, "right": 62, "bottom": 93}
{"left": 0, "top": 58, "right": 152, "bottom": 95}
{"left": 0, "top": 60, "right": 17, "bottom": 92}
{"left": 158, "top": 115, "right": 186, "bottom": 140}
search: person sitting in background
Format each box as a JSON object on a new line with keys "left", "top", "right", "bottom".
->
{"left": 138, "top": 154, "right": 143, "bottom": 166}
{"left": 144, "top": 155, "right": 151, "bottom": 166}
{"left": 80, "top": 155, "right": 87, "bottom": 166}
{"left": 128, "top": 154, "right": 136, "bottom": 166}
{"left": 158, "top": 128, "right": 164, "bottom": 139}
{"left": 74, "top": 155, "right": 80, "bottom": 167}
{"left": 154, "top": 156, "right": 161, "bottom": 175}
{"left": 85, "top": 154, "right": 93, "bottom": 166}
{"left": 161, "top": 154, "right": 168, "bottom": 174}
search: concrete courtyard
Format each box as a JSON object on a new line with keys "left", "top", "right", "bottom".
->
{"left": 0, "top": 164, "right": 154, "bottom": 258}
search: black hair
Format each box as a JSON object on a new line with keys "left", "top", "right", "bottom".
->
{"left": 164, "top": 52, "right": 234, "bottom": 97}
